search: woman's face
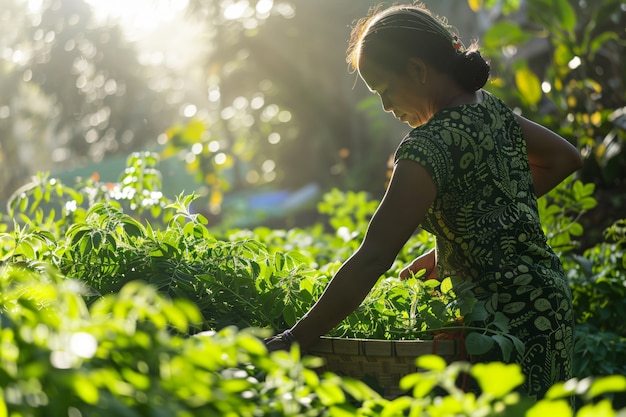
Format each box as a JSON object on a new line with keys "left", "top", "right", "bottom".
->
{"left": 358, "top": 56, "right": 435, "bottom": 128}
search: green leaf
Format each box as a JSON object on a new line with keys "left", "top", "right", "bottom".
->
{"left": 73, "top": 375, "right": 99, "bottom": 404}
{"left": 236, "top": 333, "right": 267, "bottom": 357}
{"left": 552, "top": 0, "right": 576, "bottom": 32}
{"left": 466, "top": 300, "right": 489, "bottom": 322}
{"left": 16, "top": 241, "right": 35, "bottom": 259}
{"left": 422, "top": 279, "right": 440, "bottom": 289}
{"left": 440, "top": 277, "right": 453, "bottom": 294}
{"left": 483, "top": 21, "right": 530, "bottom": 49}
{"left": 465, "top": 332, "right": 495, "bottom": 355}
{"left": 283, "top": 305, "right": 297, "bottom": 327}
{"left": 589, "top": 31, "right": 619, "bottom": 56}
{"left": 510, "top": 335, "right": 526, "bottom": 356}
{"left": 526, "top": 399, "right": 573, "bottom": 417}
{"left": 315, "top": 380, "right": 345, "bottom": 406}
{"left": 471, "top": 362, "right": 525, "bottom": 398}
{"left": 492, "top": 334, "right": 513, "bottom": 361}
{"left": 413, "top": 374, "right": 439, "bottom": 399}
{"left": 569, "top": 222, "right": 583, "bottom": 236}
{"left": 416, "top": 354, "right": 447, "bottom": 371}
{"left": 515, "top": 67, "right": 542, "bottom": 106}
{"left": 490, "top": 312, "right": 510, "bottom": 333}
{"left": 544, "top": 381, "right": 576, "bottom": 400}
{"left": 328, "top": 405, "right": 357, "bottom": 417}
{"left": 587, "top": 375, "right": 626, "bottom": 398}
{"left": 576, "top": 399, "right": 618, "bottom": 417}
{"left": 274, "top": 252, "right": 286, "bottom": 271}
{"left": 381, "top": 396, "right": 413, "bottom": 417}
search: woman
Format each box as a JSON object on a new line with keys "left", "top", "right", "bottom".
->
{"left": 265, "top": 2, "right": 583, "bottom": 400}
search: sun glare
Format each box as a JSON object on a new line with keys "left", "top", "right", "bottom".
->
{"left": 82, "top": 0, "right": 204, "bottom": 70}
{"left": 85, "top": 0, "right": 190, "bottom": 39}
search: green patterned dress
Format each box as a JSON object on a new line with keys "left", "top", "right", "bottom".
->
{"left": 395, "top": 90, "right": 574, "bottom": 400}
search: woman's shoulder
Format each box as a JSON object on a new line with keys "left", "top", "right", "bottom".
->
{"left": 401, "top": 90, "right": 515, "bottom": 142}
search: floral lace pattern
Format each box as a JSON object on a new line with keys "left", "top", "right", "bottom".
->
{"left": 395, "top": 91, "right": 573, "bottom": 400}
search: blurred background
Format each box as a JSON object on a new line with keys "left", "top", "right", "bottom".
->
{"left": 1, "top": 0, "right": 624, "bottom": 240}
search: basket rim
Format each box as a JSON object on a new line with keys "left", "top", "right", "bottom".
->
{"left": 307, "top": 335, "right": 458, "bottom": 358}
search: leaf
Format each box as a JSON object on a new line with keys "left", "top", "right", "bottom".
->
{"left": 73, "top": 375, "right": 99, "bottom": 404}
{"left": 16, "top": 241, "right": 35, "bottom": 259}
{"left": 490, "top": 312, "right": 510, "bottom": 333}
{"left": 589, "top": 31, "right": 619, "bottom": 56}
{"left": 440, "top": 277, "right": 453, "bottom": 294}
{"left": 413, "top": 374, "right": 440, "bottom": 399}
{"left": 515, "top": 67, "right": 542, "bottom": 106}
{"left": 526, "top": 399, "right": 573, "bottom": 417}
{"left": 0, "top": 393, "right": 7, "bottom": 417}
{"left": 122, "top": 220, "right": 144, "bottom": 238}
{"left": 315, "top": 380, "right": 345, "bottom": 406}
{"left": 483, "top": 21, "right": 530, "bottom": 50}
{"left": 465, "top": 300, "right": 489, "bottom": 322}
{"left": 422, "top": 279, "right": 441, "bottom": 289}
{"left": 381, "top": 396, "right": 413, "bottom": 417}
{"left": 465, "top": 332, "right": 495, "bottom": 355}
{"left": 471, "top": 362, "right": 525, "bottom": 398}
{"left": 492, "top": 334, "right": 513, "bottom": 361}
{"left": 283, "top": 305, "right": 297, "bottom": 327}
{"left": 416, "top": 354, "right": 447, "bottom": 371}
{"left": 328, "top": 405, "right": 357, "bottom": 417}
{"left": 587, "top": 375, "right": 626, "bottom": 399}
{"left": 510, "top": 335, "right": 526, "bottom": 356}
{"left": 576, "top": 399, "right": 618, "bottom": 417}
{"left": 467, "top": 0, "right": 482, "bottom": 12}
{"left": 274, "top": 252, "right": 286, "bottom": 271}
{"left": 544, "top": 380, "right": 576, "bottom": 400}
{"left": 552, "top": 0, "right": 577, "bottom": 33}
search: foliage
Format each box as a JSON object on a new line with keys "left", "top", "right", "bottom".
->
{"left": 0, "top": 262, "right": 625, "bottom": 415}
{"left": 0, "top": 0, "right": 178, "bottom": 201}
{"left": 0, "top": 263, "right": 384, "bottom": 416}
{"left": 6, "top": 152, "right": 170, "bottom": 236}
{"left": 317, "top": 188, "right": 379, "bottom": 240}
{"left": 0, "top": 155, "right": 625, "bottom": 415}
{"left": 565, "top": 219, "right": 626, "bottom": 383}
{"left": 382, "top": 355, "right": 626, "bottom": 416}
{"left": 537, "top": 176, "right": 597, "bottom": 252}
{"left": 474, "top": 0, "right": 626, "bottom": 187}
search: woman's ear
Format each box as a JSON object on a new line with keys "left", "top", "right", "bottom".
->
{"left": 406, "top": 58, "right": 427, "bottom": 84}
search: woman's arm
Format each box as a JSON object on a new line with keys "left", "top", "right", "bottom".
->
{"left": 285, "top": 159, "right": 437, "bottom": 349}
{"left": 516, "top": 115, "right": 583, "bottom": 197}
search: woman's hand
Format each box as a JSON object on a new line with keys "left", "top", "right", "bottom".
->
{"left": 264, "top": 335, "right": 292, "bottom": 352}
{"left": 264, "top": 329, "right": 297, "bottom": 352}
{"left": 399, "top": 249, "right": 437, "bottom": 280}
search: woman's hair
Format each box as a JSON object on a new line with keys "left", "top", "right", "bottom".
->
{"left": 347, "top": 2, "right": 490, "bottom": 92}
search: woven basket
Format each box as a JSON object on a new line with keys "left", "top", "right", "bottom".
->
{"left": 307, "top": 336, "right": 460, "bottom": 399}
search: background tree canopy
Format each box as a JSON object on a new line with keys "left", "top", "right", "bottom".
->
{"left": 1, "top": 0, "right": 624, "bottom": 243}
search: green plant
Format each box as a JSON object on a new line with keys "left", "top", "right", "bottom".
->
{"left": 317, "top": 188, "right": 379, "bottom": 239}
{"left": 0, "top": 263, "right": 383, "bottom": 416}
{"left": 2, "top": 262, "right": 626, "bottom": 416}
{"left": 358, "top": 354, "right": 626, "bottom": 416}
{"left": 538, "top": 176, "right": 597, "bottom": 253}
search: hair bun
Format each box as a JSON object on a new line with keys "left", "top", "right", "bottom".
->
{"left": 453, "top": 50, "right": 490, "bottom": 91}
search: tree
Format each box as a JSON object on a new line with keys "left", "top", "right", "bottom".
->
{"left": 0, "top": 0, "right": 177, "bottom": 202}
